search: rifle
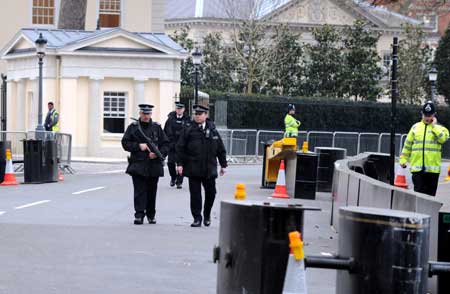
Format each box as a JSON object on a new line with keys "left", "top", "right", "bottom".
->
{"left": 131, "top": 118, "right": 165, "bottom": 163}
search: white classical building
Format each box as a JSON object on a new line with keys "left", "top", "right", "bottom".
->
{"left": 1, "top": 28, "right": 186, "bottom": 157}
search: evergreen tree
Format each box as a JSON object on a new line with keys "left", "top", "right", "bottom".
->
{"left": 265, "top": 25, "right": 303, "bottom": 96}
{"left": 341, "top": 20, "right": 382, "bottom": 101}
{"left": 397, "top": 24, "right": 432, "bottom": 104}
{"left": 170, "top": 26, "right": 195, "bottom": 87}
{"left": 435, "top": 26, "right": 450, "bottom": 103}
{"left": 202, "top": 33, "right": 236, "bottom": 92}
{"left": 304, "top": 25, "right": 343, "bottom": 97}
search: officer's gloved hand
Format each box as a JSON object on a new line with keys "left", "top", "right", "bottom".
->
{"left": 400, "top": 163, "right": 407, "bottom": 169}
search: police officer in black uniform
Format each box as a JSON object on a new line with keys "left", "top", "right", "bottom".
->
{"left": 176, "top": 105, "right": 227, "bottom": 227}
{"left": 121, "top": 104, "right": 169, "bottom": 225}
{"left": 164, "top": 102, "right": 190, "bottom": 189}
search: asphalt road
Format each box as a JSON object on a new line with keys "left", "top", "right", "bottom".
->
{"left": 1, "top": 162, "right": 448, "bottom": 294}
{"left": 0, "top": 164, "right": 337, "bottom": 294}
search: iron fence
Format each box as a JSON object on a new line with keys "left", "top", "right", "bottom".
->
{"left": 217, "top": 129, "right": 450, "bottom": 162}
{"left": 0, "top": 131, "right": 73, "bottom": 172}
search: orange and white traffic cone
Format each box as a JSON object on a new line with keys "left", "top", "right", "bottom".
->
{"left": 271, "top": 160, "right": 289, "bottom": 199}
{"left": 282, "top": 231, "right": 308, "bottom": 294}
{"left": 445, "top": 164, "right": 450, "bottom": 182}
{"left": 58, "top": 169, "right": 64, "bottom": 182}
{"left": 1, "top": 149, "right": 19, "bottom": 186}
{"left": 394, "top": 166, "right": 408, "bottom": 189}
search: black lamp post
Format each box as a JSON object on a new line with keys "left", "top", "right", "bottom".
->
{"left": 390, "top": 37, "right": 399, "bottom": 188}
{"left": 429, "top": 66, "right": 438, "bottom": 103}
{"left": 35, "top": 33, "right": 47, "bottom": 134}
{"left": 192, "top": 48, "right": 202, "bottom": 106}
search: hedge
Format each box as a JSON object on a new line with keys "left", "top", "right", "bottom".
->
{"left": 180, "top": 91, "right": 450, "bottom": 133}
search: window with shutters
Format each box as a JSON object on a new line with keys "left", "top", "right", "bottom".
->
{"left": 103, "top": 92, "right": 127, "bottom": 133}
{"left": 99, "top": 0, "right": 121, "bottom": 28}
{"left": 32, "top": 0, "right": 55, "bottom": 25}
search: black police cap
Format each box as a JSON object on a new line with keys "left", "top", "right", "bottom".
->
{"left": 422, "top": 101, "right": 436, "bottom": 115}
{"left": 139, "top": 104, "right": 154, "bottom": 114}
{"left": 287, "top": 104, "right": 295, "bottom": 111}
{"left": 175, "top": 102, "right": 185, "bottom": 109}
{"left": 193, "top": 104, "right": 209, "bottom": 113}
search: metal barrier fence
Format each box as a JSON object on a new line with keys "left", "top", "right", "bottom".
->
{"left": 217, "top": 129, "right": 450, "bottom": 162}
{"left": 0, "top": 131, "right": 73, "bottom": 172}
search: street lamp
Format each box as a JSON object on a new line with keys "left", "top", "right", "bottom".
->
{"left": 35, "top": 33, "right": 47, "bottom": 134}
{"left": 192, "top": 48, "right": 202, "bottom": 106}
{"left": 429, "top": 66, "right": 438, "bottom": 103}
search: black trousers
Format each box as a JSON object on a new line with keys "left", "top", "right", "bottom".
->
{"left": 412, "top": 171, "right": 440, "bottom": 196}
{"left": 188, "top": 177, "right": 216, "bottom": 221}
{"left": 132, "top": 175, "right": 159, "bottom": 218}
{"left": 167, "top": 162, "right": 184, "bottom": 185}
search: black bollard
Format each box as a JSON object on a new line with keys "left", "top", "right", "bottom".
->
{"left": 337, "top": 206, "right": 431, "bottom": 294}
{"left": 214, "top": 199, "right": 319, "bottom": 294}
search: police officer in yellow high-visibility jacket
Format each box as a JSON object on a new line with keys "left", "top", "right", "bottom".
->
{"left": 284, "top": 104, "right": 301, "bottom": 137}
{"left": 44, "top": 102, "right": 60, "bottom": 132}
{"left": 400, "top": 101, "right": 449, "bottom": 196}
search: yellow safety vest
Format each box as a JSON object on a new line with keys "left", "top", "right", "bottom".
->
{"left": 284, "top": 114, "right": 301, "bottom": 137}
{"left": 51, "top": 110, "right": 60, "bottom": 132}
{"left": 400, "top": 121, "right": 449, "bottom": 173}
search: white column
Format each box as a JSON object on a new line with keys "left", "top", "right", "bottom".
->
{"left": 87, "top": 77, "right": 103, "bottom": 156}
{"left": 133, "top": 78, "right": 146, "bottom": 112}
{"left": 16, "top": 79, "right": 26, "bottom": 131}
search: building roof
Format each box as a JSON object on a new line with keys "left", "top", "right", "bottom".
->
{"left": 19, "top": 28, "right": 186, "bottom": 53}
{"left": 166, "top": 0, "right": 423, "bottom": 29}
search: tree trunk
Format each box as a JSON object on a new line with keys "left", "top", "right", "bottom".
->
{"left": 58, "top": 0, "right": 88, "bottom": 30}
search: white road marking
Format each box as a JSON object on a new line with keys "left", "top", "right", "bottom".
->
{"left": 15, "top": 200, "right": 51, "bottom": 210}
{"left": 0, "top": 211, "right": 5, "bottom": 216}
{"left": 90, "top": 170, "right": 124, "bottom": 175}
{"left": 72, "top": 186, "right": 105, "bottom": 195}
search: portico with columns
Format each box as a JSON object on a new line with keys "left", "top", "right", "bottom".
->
{"left": 1, "top": 28, "right": 186, "bottom": 157}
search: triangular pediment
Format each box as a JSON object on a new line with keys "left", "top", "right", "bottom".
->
{"left": 265, "top": 0, "right": 384, "bottom": 27}
{"left": 1, "top": 34, "right": 36, "bottom": 57}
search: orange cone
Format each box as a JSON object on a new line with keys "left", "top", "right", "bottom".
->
{"left": 271, "top": 160, "right": 289, "bottom": 199}
{"left": 282, "top": 231, "right": 307, "bottom": 294}
{"left": 445, "top": 164, "right": 450, "bottom": 182}
{"left": 394, "top": 166, "right": 408, "bottom": 189}
{"left": 1, "top": 149, "right": 19, "bottom": 186}
{"left": 58, "top": 170, "right": 64, "bottom": 182}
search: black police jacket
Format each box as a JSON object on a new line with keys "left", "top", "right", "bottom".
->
{"left": 176, "top": 119, "right": 227, "bottom": 179}
{"left": 121, "top": 119, "right": 169, "bottom": 177}
{"left": 163, "top": 111, "right": 190, "bottom": 163}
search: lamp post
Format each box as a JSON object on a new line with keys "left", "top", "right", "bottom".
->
{"left": 35, "top": 33, "right": 47, "bottom": 134}
{"left": 390, "top": 37, "right": 398, "bottom": 188}
{"left": 429, "top": 66, "right": 438, "bottom": 103}
{"left": 192, "top": 48, "right": 202, "bottom": 106}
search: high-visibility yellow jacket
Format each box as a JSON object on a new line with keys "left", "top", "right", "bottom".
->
{"left": 51, "top": 110, "right": 60, "bottom": 132}
{"left": 284, "top": 114, "right": 301, "bottom": 137}
{"left": 400, "top": 121, "right": 449, "bottom": 173}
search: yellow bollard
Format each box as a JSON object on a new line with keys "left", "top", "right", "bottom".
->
{"left": 301, "top": 141, "right": 309, "bottom": 153}
{"left": 288, "top": 231, "right": 304, "bottom": 260}
{"left": 234, "top": 183, "right": 246, "bottom": 200}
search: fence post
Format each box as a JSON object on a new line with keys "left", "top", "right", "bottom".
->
{"left": 332, "top": 132, "right": 336, "bottom": 148}
{"left": 229, "top": 130, "right": 234, "bottom": 158}
{"left": 378, "top": 134, "right": 383, "bottom": 153}
{"left": 357, "top": 133, "right": 361, "bottom": 154}
{"left": 255, "top": 130, "right": 261, "bottom": 160}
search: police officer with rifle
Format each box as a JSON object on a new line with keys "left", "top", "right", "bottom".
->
{"left": 122, "top": 104, "right": 169, "bottom": 225}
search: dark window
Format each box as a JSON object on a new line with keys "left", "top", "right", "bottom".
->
{"left": 103, "top": 91, "right": 126, "bottom": 133}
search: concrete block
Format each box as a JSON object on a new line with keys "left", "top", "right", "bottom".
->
{"left": 391, "top": 190, "right": 417, "bottom": 211}
{"left": 347, "top": 176, "right": 360, "bottom": 206}
{"left": 358, "top": 180, "right": 392, "bottom": 209}
{"left": 331, "top": 171, "right": 349, "bottom": 230}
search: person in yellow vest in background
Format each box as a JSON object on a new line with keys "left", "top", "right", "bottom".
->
{"left": 400, "top": 101, "right": 449, "bottom": 196}
{"left": 44, "top": 101, "right": 60, "bottom": 132}
{"left": 284, "top": 104, "right": 301, "bottom": 138}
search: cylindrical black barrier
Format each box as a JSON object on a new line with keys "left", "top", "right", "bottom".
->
{"left": 314, "top": 147, "right": 346, "bottom": 192}
{"left": 215, "top": 199, "right": 319, "bottom": 294}
{"left": 437, "top": 211, "right": 450, "bottom": 293}
{"left": 295, "top": 152, "right": 318, "bottom": 200}
{"left": 23, "top": 140, "right": 58, "bottom": 183}
{"left": 337, "top": 206, "right": 431, "bottom": 294}
{"left": 0, "top": 141, "right": 10, "bottom": 183}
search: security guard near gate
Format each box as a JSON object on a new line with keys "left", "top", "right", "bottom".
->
{"left": 400, "top": 101, "right": 449, "bottom": 196}
{"left": 164, "top": 102, "right": 191, "bottom": 189}
{"left": 45, "top": 102, "right": 59, "bottom": 132}
{"left": 122, "top": 104, "right": 169, "bottom": 225}
{"left": 284, "top": 104, "right": 301, "bottom": 138}
{"left": 176, "top": 104, "right": 227, "bottom": 227}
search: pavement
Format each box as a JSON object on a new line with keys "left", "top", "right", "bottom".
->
{"left": 0, "top": 162, "right": 448, "bottom": 294}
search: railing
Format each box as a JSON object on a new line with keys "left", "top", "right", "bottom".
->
{"left": 216, "top": 129, "right": 450, "bottom": 163}
{"left": 0, "top": 131, "right": 73, "bottom": 173}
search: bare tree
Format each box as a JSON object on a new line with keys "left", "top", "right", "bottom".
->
{"left": 58, "top": 0, "right": 88, "bottom": 30}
